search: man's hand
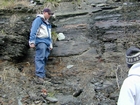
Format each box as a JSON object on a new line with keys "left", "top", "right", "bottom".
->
{"left": 49, "top": 48, "right": 53, "bottom": 50}
{"left": 30, "top": 43, "right": 35, "bottom": 48}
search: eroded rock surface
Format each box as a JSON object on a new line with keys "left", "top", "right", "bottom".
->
{"left": 0, "top": 0, "right": 140, "bottom": 105}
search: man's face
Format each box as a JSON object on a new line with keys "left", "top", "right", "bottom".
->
{"left": 43, "top": 12, "right": 51, "bottom": 20}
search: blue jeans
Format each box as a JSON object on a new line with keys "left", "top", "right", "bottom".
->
{"left": 35, "top": 43, "right": 50, "bottom": 78}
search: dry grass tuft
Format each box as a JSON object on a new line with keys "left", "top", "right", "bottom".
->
{"left": 0, "top": 0, "right": 30, "bottom": 9}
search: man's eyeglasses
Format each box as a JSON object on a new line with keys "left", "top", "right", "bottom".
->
{"left": 48, "top": 13, "right": 53, "bottom": 15}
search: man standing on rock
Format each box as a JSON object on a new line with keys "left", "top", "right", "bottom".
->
{"left": 29, "top": 8, "right": 54, "bottom": 84}
{"left": 117, "top": 46, "right": 140, "bottom": 105}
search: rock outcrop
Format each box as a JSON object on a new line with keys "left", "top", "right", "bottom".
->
{"left": 0, "top": 7, "right": 36, "bottom": 61}
{"left": 0, "top": 0, "right": 140, "bottom": 104}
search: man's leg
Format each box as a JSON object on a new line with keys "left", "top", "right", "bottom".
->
{"left": 35, "top": 43, "right": 48, "bottom": 78}
{"left": 44, "top": 47, "right": 50, "bottom": 78}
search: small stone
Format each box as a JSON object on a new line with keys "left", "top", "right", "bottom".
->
{"left": 57, "top": 33, "right": 65, "bottom": 41}
{"left": 73, "top": 89, "right": 83, "bottom": 97}
{"left": 67, "top": 65, "right": 74, "bottom": 69}
{"left": 46, "top": 97, "right": 58, "bottom": 103}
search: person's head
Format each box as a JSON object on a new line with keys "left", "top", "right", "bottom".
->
{"left": 126, "top": 46, "right": 140, "bottom": 68}
{"left": 42, "top": 8, "right": 54, "bottom": 20}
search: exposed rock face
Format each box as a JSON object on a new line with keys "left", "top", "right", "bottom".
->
{"left": 0, "top": 0, "right": 140, "bottom": 104}
{"left": 0, "top": 0, "right": 140, "bottom": 61}
{"left": 0, "top": 7, "right": 36, "bottom": 61}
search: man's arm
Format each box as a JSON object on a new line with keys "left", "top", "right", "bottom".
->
{"left": 117, "top": 78, "right": 135, "bottom": 105}
{"left": 29, "top": 17, "right": 42, "bottom": 47}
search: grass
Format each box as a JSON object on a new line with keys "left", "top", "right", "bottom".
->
{"left": 0, "top": 0, "right": 30, "bottom": 9}
{"left": 51, "top": 31, "right": 58, "bottom": 42}
{"left": 0, "top": 0, "right": 81, "bottom": 9}
{"left": 0, "top": 0, "right": 59, "bottom": 9}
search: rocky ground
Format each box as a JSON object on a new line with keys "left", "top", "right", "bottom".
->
{"left": 0, "top": 0, "right": 140, "bottom": 105}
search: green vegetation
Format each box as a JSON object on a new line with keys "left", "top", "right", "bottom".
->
{"left": 0, "top": 0, "right": 81, "bottom": 9}
{"left": 51, "top": 31, "right": 58, "bottom": 42}
{"left": 0, "top": 0, "right": 60, "bottom": 9}
{"left": 0, "top": 29, "right": 5, "bottom": 34}
{"left": 0, "top": 0, "right": 29, "bottom": 9}
{"left": 47, "top": 91, "right": 55, "bottom": 97}
{"left": 0, "top": 0, "right": 13, "bottom": 9}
